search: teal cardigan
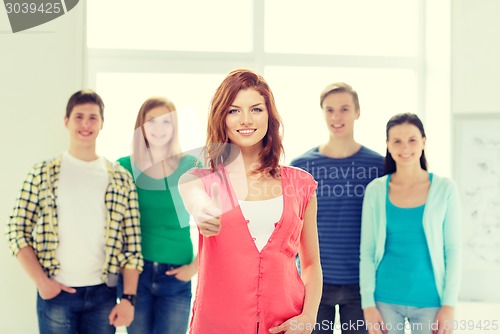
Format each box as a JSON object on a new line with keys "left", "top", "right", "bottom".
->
{"left": 359, "top": 174, "right": 462, "bottom": 309}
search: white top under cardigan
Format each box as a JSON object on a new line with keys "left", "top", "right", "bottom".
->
{"left": 359, "top": 174, "right": 462, "bottom": 309}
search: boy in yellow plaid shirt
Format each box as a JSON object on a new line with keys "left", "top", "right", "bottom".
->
{"left": 6, "top": 90, "right": 143, "bottom": 334}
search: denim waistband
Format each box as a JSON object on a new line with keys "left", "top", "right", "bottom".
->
{"left": 143, "top": 259, "right": 184, "bottom": 271}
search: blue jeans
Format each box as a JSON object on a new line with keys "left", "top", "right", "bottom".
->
{"left": 37, "top": 283, "right": 117, "bottom": 334}
{"left": 376, "top": 302, "right": 440, "bottom": 334}
{"left": 313, "top": 284, "right": 367, "bottom": 334}
{"left": 119, "top": 260, "right": 192, "bottom": 334}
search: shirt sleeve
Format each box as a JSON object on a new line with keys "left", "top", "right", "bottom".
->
{"left": 5, "top": 165, "right": 42, "bottom": 256}
{"left": 441, "top": 179, "right": 462, "bottom": 306}
{"left": 359, "top": 182, "right": 378, "bottom": 309}
{"left": 186, "top": 168, "right": 215, "bottom": 194}
{"left": 293, "top": 168, "right": 318, "bottom": 219}
{"left": 118, "top": 170, "right": 144, "bottom": 272}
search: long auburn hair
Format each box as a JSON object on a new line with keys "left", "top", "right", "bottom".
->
{"left": 384, "top": 113, "right": 428, "bottom": 174}
{"left": 206, "top": 69, "right": 284, "bottom": 177}
{"left": 132, "top": 97, "right": 182, "bottom": 171}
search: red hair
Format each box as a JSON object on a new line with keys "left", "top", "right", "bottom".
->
{"left": 207, "top": 69, "right": 284, "bottom": 177}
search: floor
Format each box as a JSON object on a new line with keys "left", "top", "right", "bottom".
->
{"left": 116, "top": 300, "right": 500, "bottom": 333}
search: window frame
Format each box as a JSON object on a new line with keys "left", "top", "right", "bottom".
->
{"left": 85, "top": 0, "right": 451, "bottom": 174}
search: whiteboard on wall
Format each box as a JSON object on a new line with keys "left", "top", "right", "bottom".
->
{"left": 454, "top": 114, "right": 500, "bottom": 302}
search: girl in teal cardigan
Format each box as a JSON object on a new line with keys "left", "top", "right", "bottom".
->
{"left": 360, "top": 113, "right": 461, "bottom": 334}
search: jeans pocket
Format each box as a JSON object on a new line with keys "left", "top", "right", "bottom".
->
{"left": 164, "top": 264, "right": 192, "bottom": 283}
{"left": 172, "top": 275, "right": 191, "bottom": 283}
{"left": 40, "top": 290, "right": 64, "bottom": 302}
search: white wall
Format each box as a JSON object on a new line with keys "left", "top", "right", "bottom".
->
{"left": 424, "top": 0, "right": 452, "bottom": 176}
{"left": 450, "top": 0, "right": 500, "bottom": 318}
{"left": 451, "top": 0, "right": 500, "bottom": 327}
{"left": 0, "top": 5, "right": 84, "bottom": 333}
{"left": 452, "top": 0, "right": 500, "bottom": 114}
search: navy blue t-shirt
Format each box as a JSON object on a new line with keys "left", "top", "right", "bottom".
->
{"left": 291, "top": 146, "right": 384, "bottom": 285}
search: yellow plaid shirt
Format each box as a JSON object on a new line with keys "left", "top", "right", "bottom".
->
{"left": 6, "top": 156, "right": 143, "bottom": 283}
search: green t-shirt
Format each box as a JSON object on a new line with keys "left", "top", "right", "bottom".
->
{"left": 117, "top": 155, "right": 199, "bottom": 265}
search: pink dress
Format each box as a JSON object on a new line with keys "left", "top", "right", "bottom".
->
{"left": 188, "top": 166, "right": 317, "bottom": 334}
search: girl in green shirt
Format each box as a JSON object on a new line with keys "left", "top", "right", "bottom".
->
{"left": 118, "top": 97, "right": 199, "bottom": 334}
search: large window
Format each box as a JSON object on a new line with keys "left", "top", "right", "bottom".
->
{"left": 96, "top": 72, "right": 225, "bottom": 160}
{"left": 87, "top": 0, "right": 448, "bottom": 171}
{"left": 266, "top": 66, "right": 417, "bottom": 157}
{"left": 87, "top": 0, "right": 253, "bottom": 52}
{"left": 264, "top": 0, "right": 418, "bottom": 56}
{"left": 86, "top": 3, "right": 450, "bottom": 332}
